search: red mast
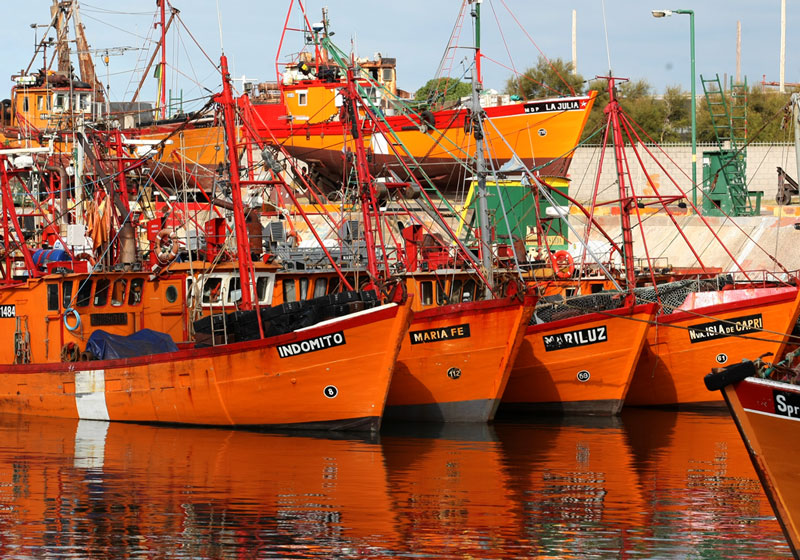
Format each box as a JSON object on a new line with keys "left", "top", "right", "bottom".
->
{"left": 215, "top": 55, "right": 255, "bottom": 309}
{"left": 605, "top": 76, "right": 637, "bottom": 290}
{"left": 158, "top": 0, "right": 167, "bottom": 119}
{"left": 340, "top": 67, "right": 388, "bottom": 288}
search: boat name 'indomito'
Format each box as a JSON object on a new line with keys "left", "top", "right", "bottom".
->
{"left": 277, "top": 331, "right": 346, "bottom": 358}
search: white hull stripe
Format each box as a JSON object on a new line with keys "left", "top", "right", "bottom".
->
{"left": 744, "top": 407, "right": 800, "bottom": 423}
{"left": 75, "top": 369, "right": 110, "bottom": 421}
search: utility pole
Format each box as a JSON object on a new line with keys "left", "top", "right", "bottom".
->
{"left": 572, "top": 10, "right": 577, "bottom": 75}
{"left": 780, "top": 0, "right": 786, "bottom": 93}
{"left": 736, "top": 21, "right": 741, "bottom": 83}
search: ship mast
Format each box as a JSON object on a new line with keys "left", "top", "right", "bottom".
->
{"left": 340, "top": 68, "right": 388, "bottom": 288}
{"left": 605, "top": 76, "right": 637, "bottom": 290}
{"left": 469, "top": 0, "right": 493, "bottom": 298}
{"left": 215, "top": 55, "right": 255, "bottom": 309}
{"left": 157, "top": 0, "right": 167, "bottom": 119}
{"left": 72, "top": 1, "right": 104, "bottom": 103}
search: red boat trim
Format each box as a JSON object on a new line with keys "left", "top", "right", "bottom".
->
{"left": 0, "top": 303, "right": 401, "bottom": 374}
{"left": 414, "top": 296, "right": 531, "bottom": 320}
{"left": 526, "top": 303, "right": 657, "bottom": 334}
{"left": 656, "top": 290, "right": 797, "bottom": 325}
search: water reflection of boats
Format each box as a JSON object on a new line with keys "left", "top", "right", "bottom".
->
{"left": 496, "top": 416, "right": 647, "bottom": 558}
{"left": 380, "top": 424, "right": 517, "bottom": 558}
{"left": 0, "top": 415, "right": 399, "bottom": 557}
{"left": 621, "top": 408, "right": 787, "bottom": 557}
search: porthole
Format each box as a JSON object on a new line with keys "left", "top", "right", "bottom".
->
{"left": 165, "top": 285, "right": 179, "bottom": 303}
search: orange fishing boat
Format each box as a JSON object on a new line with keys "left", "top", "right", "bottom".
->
{"left": 502, "top": 302, "right": 657, "bottom": 415}
{"left": 387, "top": 294, "right": 532, "bottom": 422}
{"left": 705, "top": 360, "right": 800, "bottom": 558}
{"left": 0, "top": 55, "right": 414, "bottom": 432}
{"left": 249, "top": 0, "right": 596, "bottom": 190}
{"left": 627, "top": 286, "right": 800, "bottom": 407}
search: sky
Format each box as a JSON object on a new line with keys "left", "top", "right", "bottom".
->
{"left": 0, "top": 1, "right": 797, "bottom": 111}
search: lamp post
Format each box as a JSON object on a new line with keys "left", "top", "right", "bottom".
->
{"left": 653, "top": 9, "right": 696, "bottom": 209}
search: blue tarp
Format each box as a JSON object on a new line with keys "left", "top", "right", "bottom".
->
{"left": 86, "top": 329, "right": 179, "bottom": 360}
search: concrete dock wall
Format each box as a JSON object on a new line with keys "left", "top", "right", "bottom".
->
{"left": 567, "top": 143, "right": 798, "bottom": 206}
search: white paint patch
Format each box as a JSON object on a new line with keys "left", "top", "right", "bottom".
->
{"left": 371, "top": 132, "right": 389, "bottom": 155}
{"left": 74, "top": 419, "right": 108, "bottom": 469}
{"left": 75, "top": 369, "right": 110, "bottom": 421}
{"left": 727, "top": 219, "right": 767, "bottom": 272}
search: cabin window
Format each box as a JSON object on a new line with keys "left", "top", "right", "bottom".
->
{"left": 75, "top": 280, "right": 93, "bottom": 307}
{"left": 202, "top": 277, "right": 222, "bottom": 304}
{"left": 165, "top": 285, "right": 179, "bottom": 303}
{"left": 75, "top": 93, "right": 91, "bottom": 112}
{"left": 297, "top": 91, "right": 308, "bottom": 106}
{"left": 462, "top": 279, "right": 477, "bottom": 302}
{"left": 111, "top": 279, "right": 127, "bottom": 306}
{"left": 62, "top": 281, "right": 73, "bottom": 309}
{"left": 37, "top": 95, "right": 45, "bottom": 112}
{"left": 227, "top": 278, "right": 241, "bottom": 304}
{"left": 53, "top": 93, "right": 67, "bottom": 111}
{"left": 313, "top": 278, "right": 328, "bottom": 298}
{"left": 591, "top": 283, "right": 603, "bottom": 294}
{"left": 299, "top": 277, "right": 309, "bottom": 300}
{"left": 22, "top": 97, "right": 29, "bottom": 113}
{"left": 94, "top": 278, "right": 110, "bottom": 306}
{"left": 436, "top": 281, "right": 448, "bottom": 306}
{"left": 420, "top": 281, "right": 433, "bottom": 306}
{"left": 128, "top": 278, "right": 144, "bottom": 305}
{"left": 46, "top": 284, "right": 59, "bottom": 311}
{"left": 382, "top": 68, "right": 393, "bottom": 82}
{"left": 282, "top": 279, "right": 296, "bottom": 302}
{"left": 256, "top": 276, "right": 271, "bottom": 303}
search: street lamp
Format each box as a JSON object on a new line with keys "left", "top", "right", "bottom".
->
{"left": 653, "top": 8, "right": 697, "bottom": 209}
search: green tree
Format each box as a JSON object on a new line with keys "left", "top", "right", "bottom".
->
{"left": 414, "top": 77, "right": 472, "bottom": 106}
{"left": 580, "top": 78, "right": 661, "bottom": 143}
{"left": 505, "top": 57, "right": 585, "bottom": 100}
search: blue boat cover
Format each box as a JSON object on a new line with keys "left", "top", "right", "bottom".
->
{"left": 86, "top": 329, "right": 179, "bottom": 360}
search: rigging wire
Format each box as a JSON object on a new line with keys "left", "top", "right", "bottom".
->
{"left": 600, "top": 0, "right": 613, "bottom": 74}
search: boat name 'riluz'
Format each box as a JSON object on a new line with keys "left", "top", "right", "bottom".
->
{"left": 277, "top": 331, "right": 346, "bottom": 358}
{"left": 543, "top": 325, "right": 608, "bottom": 352}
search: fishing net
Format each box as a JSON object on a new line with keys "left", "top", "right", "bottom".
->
{"left": 532, "top": 276, "right": 734, "bottom": 325}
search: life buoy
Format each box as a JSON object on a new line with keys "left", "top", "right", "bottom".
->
{"left": 286, "top": 230, "right": 301, "bottom": 247}
{"left": 552, "top": 250, "right": 575, "bottom": 279}
{"left": 63, "top": 307, "right": 81, "bottom": 331}
{"left": 75, "top": 252, "right": 96, "bottom": 266}
{"left": 60, "top": 341, "right": 80, "bottom": 363}
{"left": 155, "top": 228, "right": 180, "bottom": 265}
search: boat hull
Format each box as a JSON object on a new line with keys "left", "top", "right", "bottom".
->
{"left": 254, "top": 94, "right": 596, "bottom": 189}
{"left": 720, "top": 376, "right": 800, "bottom": 559}
{"left": 0, "top": 302, "right": 412, "bottom": 432}
{"left": 627, "top": 288, "right": 800, "bottom": 407}
{"left": 384, "top": 297, "right": 533, "bottom": 423}
{"left": 501, "top": 303, "right": 657, "bottom": 415}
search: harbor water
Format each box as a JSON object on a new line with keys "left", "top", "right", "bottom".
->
{"left": 0, "top": 409, "right": 789, "bottom": 559}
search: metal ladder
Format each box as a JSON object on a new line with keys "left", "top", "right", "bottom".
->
{"left": 701, "top": 74, "right": 753, "bottom": 215}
